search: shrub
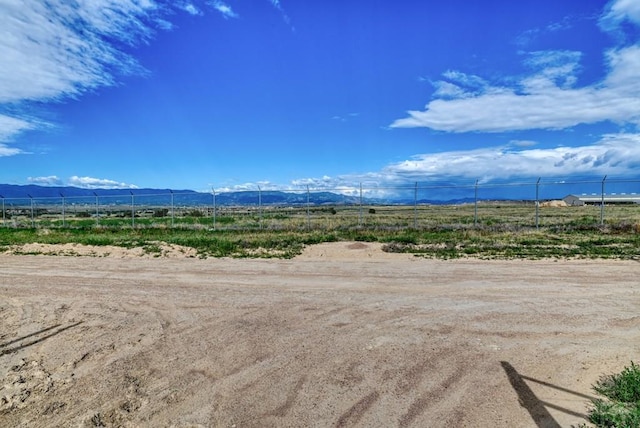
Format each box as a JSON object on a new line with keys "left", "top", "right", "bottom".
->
{"left": 153, "top": 209, "right": 169, "bottom": 218}
{"left": 586, "top": 362, "right": 640, "bottom": 427}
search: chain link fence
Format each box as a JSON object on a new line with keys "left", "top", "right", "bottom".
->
{"left": 1, "top": 177, "right": 639, "bottom": 231}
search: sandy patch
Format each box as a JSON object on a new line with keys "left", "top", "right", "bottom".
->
{"left": 3, "top": 242, "right": 198, "bottom": 259}
{"left": 295, "top": 241, "right": 416, "bottom": 260}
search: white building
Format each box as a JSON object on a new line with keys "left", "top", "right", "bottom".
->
{"left": 563, "top": 194, "right": 640, "bottom": 206}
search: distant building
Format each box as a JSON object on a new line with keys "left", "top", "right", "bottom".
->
{"left": 563, "top": 195, "right": 583, "bottom": 206}
{"left": 563, "top": 194, "right": 640, "bottom": 206}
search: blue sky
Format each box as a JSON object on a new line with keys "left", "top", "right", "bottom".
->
{"left": 1, "top": 0, "right": 640, "bottom": 196}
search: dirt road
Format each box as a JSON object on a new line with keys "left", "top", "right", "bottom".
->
{"left": 1, "top": 242, "right": 638, "bottom": 427}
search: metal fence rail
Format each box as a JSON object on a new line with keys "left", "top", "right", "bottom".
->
{"left": 1, "top": 177, "right": 639, "bottom": 230}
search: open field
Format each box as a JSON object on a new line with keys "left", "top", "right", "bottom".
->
{"left": 4, "top": 201, "right": 640, "bottom": 232}
{"left": 2, "top": 201, "right": 639, "bottom": 260}
{"left": 1, "top": 243, "right": 638, "bottom": 427}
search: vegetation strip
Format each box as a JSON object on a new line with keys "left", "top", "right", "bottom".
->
{"left": 1, "top": 222, "right": 639, "bottom": 259}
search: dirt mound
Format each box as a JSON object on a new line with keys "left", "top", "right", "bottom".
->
{"left": 540, "top": 200, "right": 568, "bottom": 207}
{"left": 3, "top": 242, "right": 198, "bottom": 258}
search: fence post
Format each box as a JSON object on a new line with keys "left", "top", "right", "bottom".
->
{"left": 258, "top": 185, "right": 263, "bottom": 229}
{"left": 60, "top": 193, "right": 66, "bottom": 227}
{"left": 93, "top": 192, "right": 99, "bottom": 226}
{"left": 212, "top": 188, "right": 216, "bottom": 229}
{"left": 359, "top": 183, "right": 363, "bottom": 227}
{"left": 306, "top": 185, "right": 311, "bottom": 230}
{"left": 600, "top": 175, "right": 607, "bottom": 226}
{"left": 0, "top": 195, "right": 4, "bottom": 227}
{"left": 474, "top": 180, "right": 479, "bottom": 227}
{"left": 414, "top": 182, "right": 418, "bottom": 229}
{"left": 535, "top": 177, "right": 541, "bottom": 230}
{"left": 130, "top": 191, "right": 135, "bottom": 228}
{"left": 170, "top": 190, "right": 174, "bottom": 228}
{"left": 28, "top": 194, "right": 34, "bottom": 228}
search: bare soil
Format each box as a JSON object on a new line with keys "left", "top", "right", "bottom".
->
{"left": 0, "top": 242, "right": 638, "bottom": 427}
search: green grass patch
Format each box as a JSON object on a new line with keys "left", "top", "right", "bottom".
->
{"left": 582, "top": 362, "right": 640, "bottom": 428}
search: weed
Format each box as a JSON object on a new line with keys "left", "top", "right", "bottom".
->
{"left": 585, "top": 362, "right": 640, "bottom": 427}
{"left": 594, "top": 362, "right": 640, "bottom": 403}
{"left": 142, "top": 243, "right": 163, "bottom": 255}
{"left": 91, "top": 413, "right": 106, "bottom": 427}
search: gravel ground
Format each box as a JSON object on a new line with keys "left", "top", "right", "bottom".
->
{"left": 1, "top": 242, "right": 638, "bottom": 427}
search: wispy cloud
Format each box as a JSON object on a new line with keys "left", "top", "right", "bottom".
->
{"left": 209, "top": 1, "right": 238, "bottom": 19}
{"left": 0, "top": 114, "right": 35, "bottom": 145}
{"left": 0, "top": 0, "right": 249, "bottom": 146}
{"left": 522, "top": 50, "right": 582, "bottom": 88}
{"left": 515, "top": 14, "right": 575, "bottom": 47}
{"left": 0, "top": 0, "right": 167, "bottom": 144}
{"left": 331, "top": 112, "right": 360, "bottom": 122}
{"left": 0, "top": 1, "right": 162, "bottom": 105}
{"left": 68, "top": 176, "right": 138, "bottom": 189}
{"left": 268, "top": 0, "right": 293, "bottom": 30}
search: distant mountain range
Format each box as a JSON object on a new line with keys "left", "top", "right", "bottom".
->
{"left": 0, "top": 184, "right": 193, "bottom": 199}
{"left": 0, "top": 184, "right": 364, "bottom": 206}
{"left": 0, "top": 184, "right": 486, "bottom": 206}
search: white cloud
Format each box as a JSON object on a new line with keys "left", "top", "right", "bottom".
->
{"left": 27, "top": 176, "right": 64, "bottom": 186}
{"left": 392, "top": 2, "right": 640, "bottom": 133}
{"left": 0, "top": 0, "right": 289, "bottom": 146}
{"left": 291, "top": 175, "right": 339, "bottom": 188}
{"left": 509, "top": 140, "right": 537, "bottom": 148}
{"left": 390, "top": 44, "right": 640, "bottom": 132}
{"left": 209, "top": 1, "right": 238, "bottom": 19}
{"left": 600, "top": 0, "right": 640, "bottom": 33}
{"left": 382, "top": 133, "right": 640, "bottom": 182}
{"left": 68, "top": 176, "right": 138, "bottom": 189}
{"left": 0, "top": 0, "right": 168, "bottom": 143}
{"left": 181, "top": 3, "right": 201, "bottom": 15}
{"left": 442, "top": 70, "right": 489, "bottom": 91}
{"left": 430, "top": 71, "right": 493, "bottom": 100}
{"left": 210, "top": 133, "right": 640, "bottom": 198}
{"left": 0, "top": 1, "right": 157, "bottom": 105}
{"left": 0, "top": 0, "right": 247, "bottom": 144}
{"left": 0, "top": 143, "right": 24, "bottom": 157}
{"left": 0, "top": 114, "right": 35, "bottom": 144}
{"left": 432, "top": 81, "right": 470, "bottom": 99}
{"left": 284, "top": 134, "right": 640, "bottom": 195}
{"left": 290, "top": 176, "right": 369, "bottom": 197}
